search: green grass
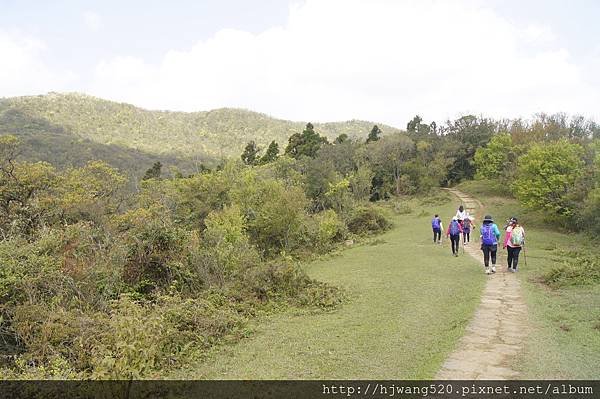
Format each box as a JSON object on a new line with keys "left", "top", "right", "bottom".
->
{"left": 456, "top": 180, "right": 600, "bottom": 379}
{"left": 171, "top": 194, "right": 485, "bottom": 379}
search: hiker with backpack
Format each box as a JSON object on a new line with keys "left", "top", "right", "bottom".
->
{"left": 455, "top": 205, "right": 467, "bottom": 226}
{"left": 446, "top": 216, "right": 463, "bottom": 257}
{"left": 503, "top": 217, "right": 525, "bottom": 272}
{"left": 480, "top": 215, "right": 501, "bottom": 274}
{"left": 431, "top": 214, "right": 443, "bottom": 244}
{"left": 462, "top": 214, "right": 475, "bottom": 245}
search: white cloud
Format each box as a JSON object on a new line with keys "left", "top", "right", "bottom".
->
{"left": 17, "top": 0, "right": 600, "bottom": 126}
{"left": 0, "top": 30, "right": 77, "bottom": 97}
{"left": 83, "top": 11, "right": 103, "bottom": 32}
{"left": 523, "top": 24, "right": 557, "bottom": 44}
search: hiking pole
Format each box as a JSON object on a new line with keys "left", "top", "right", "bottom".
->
{"left": 523, "top": 242, "right": 528, "bottom": 266}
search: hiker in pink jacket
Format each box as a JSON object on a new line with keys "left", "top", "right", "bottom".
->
{"left": 503, "top": 217, "right": 525, "bottom": 272}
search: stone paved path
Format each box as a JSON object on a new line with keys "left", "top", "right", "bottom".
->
{"left": 436, "top": 188, "right": 529, "bottom": 379}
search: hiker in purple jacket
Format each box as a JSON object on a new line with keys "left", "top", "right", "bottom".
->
{"left": 446, "top": 216, "right": 463, "bottom": 257}
{"left": 431, "top": 214, "right": 443, "bottom": 244}
{"left": 480, "top": 214, "right": 501, "bottom": 274}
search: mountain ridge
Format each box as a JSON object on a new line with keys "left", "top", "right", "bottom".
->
{"left": 0, "top": 92, "right": 403, "bottom": 176}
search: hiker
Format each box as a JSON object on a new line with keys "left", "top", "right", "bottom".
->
{"left": 503, "top": 217, "right": 525, "bottom": 272}
{"left": 480, "top": 214, "right": 501, "bottom": 274}
{"left": 431, "top": 214, "right": 443, "bottom": 244}
{"left": 455, "top": 205, "right": 467, "bottom": 226}
{"left": 446, "top": 216, "right": 463, "bottom": 257}
{"left": 462, "top": 214, "right": 475, "bottom": 245}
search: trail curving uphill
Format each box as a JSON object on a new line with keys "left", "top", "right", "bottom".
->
{"left": 436, "top": 188, "right": 529, "bottom": 380}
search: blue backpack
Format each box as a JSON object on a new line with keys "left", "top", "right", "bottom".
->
{"left": 481, "top": 224, "right": 496, "bottom": 245}
{"left": 449, "top": 220, "right": 460, "bottom": 235}
{"left": 432, "top": 217, "right": 440, "bottom": 229}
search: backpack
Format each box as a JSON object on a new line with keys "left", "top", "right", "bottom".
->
{"left": 510, "top": 226, "right": 524, "bottom": 246}
{"left": 481, "top": 223, "right": 496, "bottom": 245}
{"left": 449, "top": 220, "right": 460, "bottom": 235}
{"left": 463, "top": 218, "right": 471, "bottom": 229}
{"left": 432, "top": 217, "right": 440, "bottom": 229}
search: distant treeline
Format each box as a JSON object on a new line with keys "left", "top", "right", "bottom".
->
{"left": 240, "top": 112, "right": 600, "bottom": 233}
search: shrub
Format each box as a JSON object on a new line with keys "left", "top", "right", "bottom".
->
{"left": 232, "top": 173, "right": 308, "bottom": 255}
{"left": 346, "top": 206, "right": 391, "bottom": 235}
{"left": 316, "top": 210, "right": 347, "bottom": 244}
{"left": 238, "top": 262, "right": 343, "bottom": 309}
{"left": 10, "top": 304, "right": 97, "bottom": 371}
{"left": 393, "top": 201, "right": 412, "bottom": 215}
{"left": 580, "top": 188, "right": 600, "bottom": 235}
{"left": 122, "top": 221, "right": 190, "bottom": 297}
{"left": 202, "top": 205, "right": 260, "bottom": 277}
{"left": 542, "top": 250, "right": 600, "bottom": 288}
{"left": 0, "top": 238, "right": 69, "bottom": 306}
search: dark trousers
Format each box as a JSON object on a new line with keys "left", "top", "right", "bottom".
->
{"left": 507, "top": 246, "right": 522, "bottom": 269}
{"left": 450, "top": 234, "right": 460, "bottom": 254}
{"left": 433, "top": 228, "right": 441, "bottom": 242}
{"left": 481, "top": 244, "right": 497, "bottom": 267}
{"left": 463, "top": 229, "right": 471, "bottom": 243}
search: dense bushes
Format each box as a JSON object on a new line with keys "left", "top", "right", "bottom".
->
{"left": 0, "top": 136, "right": 390, "bottom": 379}
{"left": 346, "top": 207, "right": 391, "bottom": 235}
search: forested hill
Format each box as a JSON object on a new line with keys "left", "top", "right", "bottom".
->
{"left": 0, "top": 93, "right": 402, "bottom": 176}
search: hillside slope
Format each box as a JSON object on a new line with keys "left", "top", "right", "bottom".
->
{"left": 0, "top": 93, "right": 402, "bottom": 176}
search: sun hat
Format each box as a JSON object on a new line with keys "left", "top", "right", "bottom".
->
{"left": 452, "top": 216, "right": 458, "bottom": 221}
{"left": 483, "top": 215, "right": 494, "bottom": 222}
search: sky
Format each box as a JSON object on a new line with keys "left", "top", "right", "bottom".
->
{"left": 1, "top": 0, "right": 599, "bottom": 127}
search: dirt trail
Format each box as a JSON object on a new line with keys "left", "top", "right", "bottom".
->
{"left": 436, "top": 188, "right": 529, "bottom": 379}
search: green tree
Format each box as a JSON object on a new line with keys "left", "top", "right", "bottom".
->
{"left": 473, "top": 134, "right": 514, "bottom": 180}
{"left": 0, "top": 135, "right": 57, "bottom": 237}
{"left": 513, "top": 140, "right": 585, "bottom": 217}
{"left": 241, "top": 141, "right": 260, "bottom": 165}
{"left": 302, "top": 156, "right": 339, "bottom": 211}
{"left": 442, "top": 115, "right": 497, "bottom": 184}
{"left": 334, "top": 133, "right": 349, "bottom": 144}
{"left": 314, "top": 139, "right": 358, "bottom": 177}
{"left": 231, "top": 171, "right": 308, "bottom": 255}
{"left": 142, "top": 161, "right": 162, "bottom": 180}
{"left": 259, "top": 140, "right": 279, "bottom": 164}
{"left": 581, "top": 188, "right": 600, "bottom": 234}
{"left": 284, "top": 123, "right": 328, "bottom": 159}
{"left": 368, "top": 133, "right": 415, "bottom": 196}
{"left": 366, "top": 125, "right": 381, "bottom": 143}
{"left": 57, "top": 161, "right": 126, "bottom": 223}
{"left": 348, "top": 165, "right": 374, "bottom": 202}
{"left": 406, "top": 115, "right": 430, "bottom": 137}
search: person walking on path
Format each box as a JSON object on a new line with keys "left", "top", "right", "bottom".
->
{"left": 503, "top": 217, "right": 525, "bottom": 272}
{"left": 462, "top": 214, "right": 475, "bottom": 245}
{"left": 431, "top": 214, "right": 443, "bottom": 244}
{"left": 446, "top": 216, "right": 463, "bottom": 257}
{"left": 480, "top": 215, "right": 501, "bottom": 274}
{"left": 455, "top": 205, "right": 467, "bottom": 226}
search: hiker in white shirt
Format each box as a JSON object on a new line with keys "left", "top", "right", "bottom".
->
{"left": 455, "top": 205, "right": 467, "bottom": 224}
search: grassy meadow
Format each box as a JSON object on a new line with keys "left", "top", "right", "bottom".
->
{"left": 173, "top": 192, "right": 486, "bottom": 379}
